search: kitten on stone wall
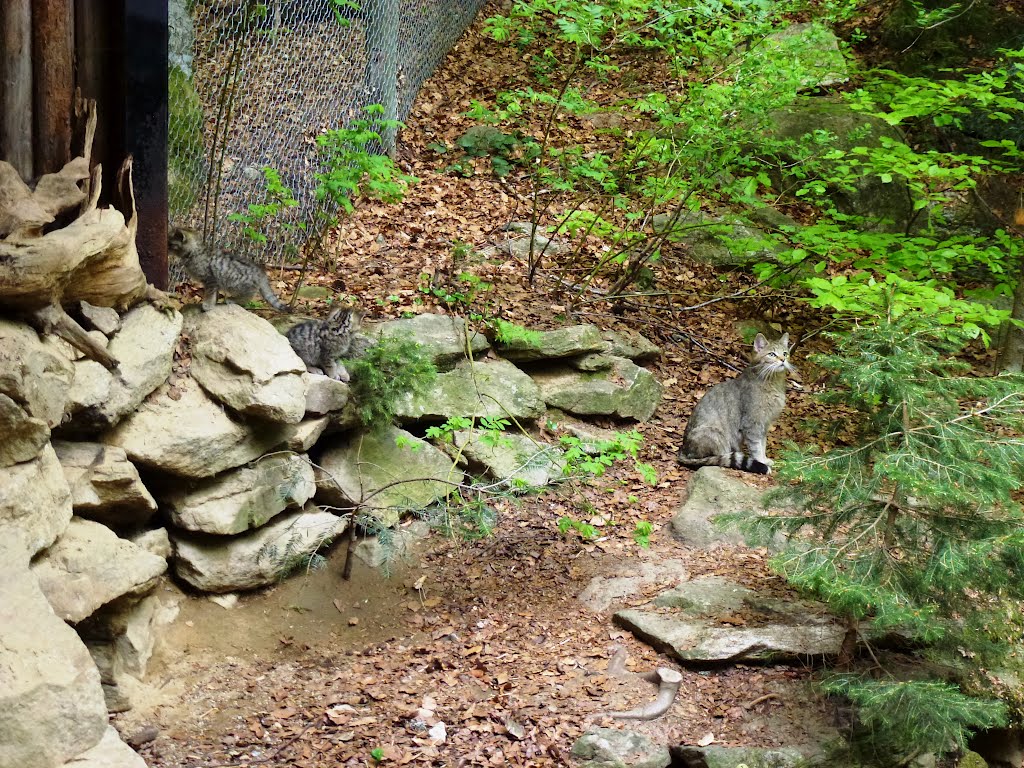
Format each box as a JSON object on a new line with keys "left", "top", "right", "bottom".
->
{"left": 167, "top": 226, "right": 288, "bottom": 312}
{"left": 677, "top": 333, "right": 794, "bottom": 475}
{"left": 286, "top": 307, "right": 363, "bottom": 382}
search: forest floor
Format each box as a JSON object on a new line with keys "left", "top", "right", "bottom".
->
{"left": 121, "top": 3, "right": 888, "bottom": 765}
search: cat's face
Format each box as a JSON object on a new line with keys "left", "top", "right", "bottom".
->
{"left": 752, "top": 333, "right": 793, "bottom": 375}
{"left": 167, "top": 225, "right": 201, "bottom": 258}
{"left": 326, "top": 307, "right": 362, "bottom": 333}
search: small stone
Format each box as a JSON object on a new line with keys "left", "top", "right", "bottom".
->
{"left": 79, "top": 301, "right": 121, "bottom": 336}
{"left": 126, "top": 724, "right": 160, "bottom": 749}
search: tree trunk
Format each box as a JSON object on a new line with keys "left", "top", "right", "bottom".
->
{"left": 998, "top": 262, "right": 1024, "bottom": 373}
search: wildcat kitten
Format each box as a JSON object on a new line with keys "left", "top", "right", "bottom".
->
{"left": 677, "top": 333, "right": 794, "bottom": 475}
{"left": 286, "top": 307, "right": 363, "bottom": 382}
{"left": 167, "top": 226, "right": 288, "bottom": 312}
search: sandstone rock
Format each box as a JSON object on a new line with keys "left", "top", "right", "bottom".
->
{"left": 102, "top": 376, "right": 288, "bottom": 478}
{"left": 78, "top": 301, "right": 121, "bottom": 336}
{"left": 600, "top": 330, "right": 661, "bottom": 364}
{"left": 63, "top": 726, "right": 147, "bottom": 768}
{"left": 494, "top": 324, "right": 605, "bottom": 363}
{"left": 670, "top": 745, "right": 807, "bottom": 768}
{"left": 0, "top": 318, "right": 75, "bottom": 427}
{"left": 32, "top": 518, "right": 168, "bottom": 623}
{"left": 128, "top": 528, "right": 172, "bottom": 560}
{"left": 0, "top": 443, "right": 73, "bottom": 558}
{"left": 376, "top": 313, "right": 489, "bottom": 370}
{"left": 171, "top": 508, "right": 347, "bottom": 592}
{"left": 303, "top": 372, "right": 350, "bottom": 415}
{"left": 0, "top": 541, "right": 108, "bottom": 768}
{"left": 578, "top": 558, "right": 691, "bottom": 613}
{"left": 0, "top": 391, "right": 50, "bottom": 467}
{"left": 63, "top": 304, "right": 183, "bottom": 432}
{"left": 52, "top": 441, "right": 157, "bottom": 528}
{"left": 397, "top": 359, "right": 545, "bottom": 424}
{"left": 651, "top": 576, "right": 753, "bottom": 615}
{"left": 187, "top": 304, "right": 307, "bottom": 424}
{"left": 354, "top": 521, "right": 432, "bottom": 569}
{"left": 282, "top": 416, "right": 331, "bottom": 451}
{"left": 613, "top": 610, "right": 844, "bottom": 663}
{"left": 317, "top": 427, "right": 464, "bottom": 527}
{"left": 671, "top": 467, "right": 774, "bottom": 549}
{"left": 449, "top": 429, "right": 564, "bottom": 489}
{"left": 571, "top": 727, "right": 671, "bottom": 768}
{"left": 162, "top": 452, "right": 316, "bottom": 535}
{"left": 531, "top": 356, "right": 662, "bottom": 421}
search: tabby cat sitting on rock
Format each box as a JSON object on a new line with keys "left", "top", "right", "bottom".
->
{"left": 168, "top": 225, "right": 289, "bottom": 312}
{"left": 677, "top": 333, "right": 793, "bottom": 475}
{"left": 286, "top": 307, "right": 363, "bottom": 382}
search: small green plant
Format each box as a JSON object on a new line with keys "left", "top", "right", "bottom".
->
{"left": 369, "top": 745, "right": 385, "bottom": 763}
{"left": 558, "top": 516, "right": 597, "bottom": 540}
{"left": 632, "top": 520, "right": 653, "bottom": 548}
{"left": 227, "top": 166, "right": 300, "bottom": 246}
{"left": 345, "top": 337, "right": 437, "bottom": 429}
{"left": 560, "top": 430, "right": 656, "bottom": 484}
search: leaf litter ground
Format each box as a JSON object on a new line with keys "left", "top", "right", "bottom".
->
{"left": 132, "top": 3, "right": 851, "bottom": 764}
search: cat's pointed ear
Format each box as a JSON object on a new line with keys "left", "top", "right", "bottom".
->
{"left": 780, "top": 333, "right": 789, "bottom": 348}
{"left": 753, "top": 333, "right": 767, "bottom": 353}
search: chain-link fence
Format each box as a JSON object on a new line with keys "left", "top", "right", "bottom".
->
{"left": 168, "top": 0, "right": 488, "bottom": 268}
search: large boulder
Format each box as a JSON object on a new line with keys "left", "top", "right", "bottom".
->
{"left": 187, "top": 304, "right": 307, "bottom": 424}
{"left": 494, "top": 324, "right": 606, "bottom": 363}
{"left": 531, "top": 356, "right": 662, "bottom": 421}
{"left": 578, "top": 558, "right": 692, "bottom": 614}
{"left": 102, "top": 376, "right": 289, "bottom": 478}
{"left": 396, "top": 359, "right": 545, "bottom": 423}
{"left": 671, "top": 746, "right": 807, "bottom": 768}
{"left": 63, "top": 304, "right": 183, "bottom": 432}
{"left": 572, "top": 727, "right": 671, "bottom": 768}
{"left": 317, "top": 426, "right": 464, "bottom": 527}
{"left": 449, "top": 429, "right": 565, "bottom": 489}
{"left": 0, "top": 318, "right": 75, "bottom": 428}
{"left": 0, "top": 541, "right": 108, "bottom": 768}
{"left": 652, "top": 208, "right": 790, "bottom": 268}
{"left": 63, "top": 727, "right": 147, "bottom": 768}
{"left": 0, "top": 392, "right": 50, "bottom": 467}
{"left": 52, "top": 441, "right": 157, "bottom": 528}
{"left": 31, "top": 517, "right": 167, "bottom": 623}
{"left": 613, "top": 609, "right": 844, "bottom": 663}
{"left": 376, "top": 313, "right": 489, "bottom": 369}
{"left": 671, "top": 467, "right": 774, "bottom": 549}
{"left": 171, "top": 508, "right": 347, "bottom": 592}
{"left": 161, "top": 451, "right": 316, "bottom": 535}
{"left": 766, "top": 98, "right": 915, "bottom": 231}
{"left": 757, "top": 22, "right": 848, "bottom": 90}
{"left": 0, "top": 442, "right": 73, "bottom": 558}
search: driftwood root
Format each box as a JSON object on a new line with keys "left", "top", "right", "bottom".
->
{"left": 604, "top": 645, "right": 683, "bottom": 721}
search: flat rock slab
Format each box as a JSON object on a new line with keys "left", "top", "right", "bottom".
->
{"left": 103, "top": 376, "right": 289, "bottom": 478}
{"left": 0, "top": 540, "right": 108, "bottom": 768}
{"left": 376, "top": 313, "right": 489, "bottom": 369}
{"left": 578, "top": 558, "right": 691, "bottom": 613}
{"left": 32, "top": 517, "right": 167, "bottom": 623}
{"left": 396, "top": 359, "right": 545, "bottom": 424}
{"left": 495, "top": 324, "right": 605, "bottom": 363}
{"left": 162, "top": 451, "right": 316, "bottom": 535}
{"left": 671, "top": 467, "right": 770, "bottom": 549}
{"left": 171, "top": 508, "right": 347, "bottom": 593}
{"left": 601, "top": 330, "right": 661, "bottom": 363}
{"left": 303, "top": 372, "right": 350, "bottom": 415}
{"left": 572, "top": 727, "right": 671, "bottom": 768}
{"left": 450, "top": 429, "right": 565, "bottom": 489}
{"left": 0, "top": 442, "right": 73, "bottom": 558}
{"left": 281, "top": 416, "right": 331, "bottom": 452}
{"left": 531, "top": 356, "right": 662, "bottom": 421}
{"left": 64, "top": 304, "right": 183, "bottom": 432}
{"left": 187, "top": 304, "right": 307, "bottom": 424}
{"left": 52, "top": 440, "right": 157, "bottom": 528}
{"left": 613, "top": 610, "right": 844, "bottom": 664}
{"left": 64, "top": 726, "right": 148, "bottom": 768}
{"left": 651, "top": 576, "right": 754, "bottom": 615}
{"left": 671, "top": 746, "right": 807, "bottom": 768}
{"left": 317, "top": 426, "right": 464, "bottom": 527}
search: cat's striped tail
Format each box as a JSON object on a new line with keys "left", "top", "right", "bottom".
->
{"left": 258, "top": 278, "right": 290, "bottom": 313}
{"left": 677, "top": 452, "right": 770, "bottom": 475}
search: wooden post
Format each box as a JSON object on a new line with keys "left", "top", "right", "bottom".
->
{"left": 31, "top": 0, "right": 74, "bottom": 175}
{"left": 123, "top": 0, "right": 169, "bottom": 289}
{"left": 0, "top": 0, "right": 34, "bottom": 178}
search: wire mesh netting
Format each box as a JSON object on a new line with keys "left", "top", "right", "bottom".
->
{"left": 168, "top": 0, "right": 488, "bottom": 271}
